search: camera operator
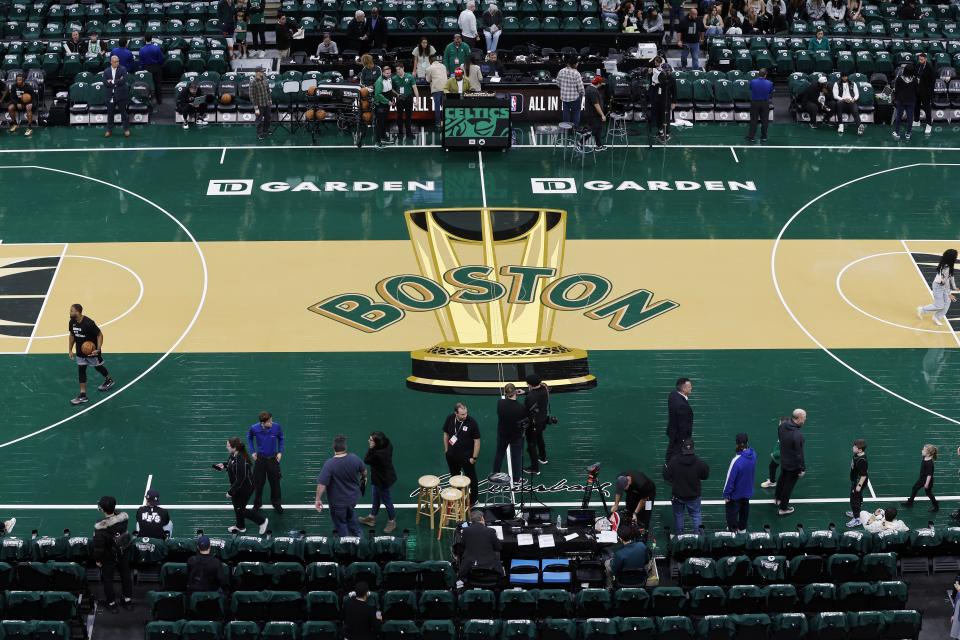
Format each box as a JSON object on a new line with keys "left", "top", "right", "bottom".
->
{"left": 523, "top": 375, "right": 552, "bottom": 475}
{"left": 647, "top": 57, "right": 674, "bottom": 143}
{"left": 611, "top": 470, "right": 657, "bottom": 530}
{"left": 492, "top": 383, "right": 526, "bottom": 486}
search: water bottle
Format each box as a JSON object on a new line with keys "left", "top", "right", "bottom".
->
{"left": 556, "top": 515, "right": 563, "bottom": 531}
{"left": 405, "top": 532, "right": 417, "bottom": 561}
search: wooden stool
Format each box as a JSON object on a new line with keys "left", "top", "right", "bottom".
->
{"left": 416, "top": 474, "right": 441, "bottom": 530}
{"left": 437, "top": 487, "right": 465, "bottom": 540}
{"left": 449, "top": 474, "right": 472, "bottom": 514}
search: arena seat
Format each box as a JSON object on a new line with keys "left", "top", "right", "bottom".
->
{"left": 148, "top": 591, "right": 187, "bottom": 621}
{"left": 419, "top": 590, "right": 455, "bottom": 619}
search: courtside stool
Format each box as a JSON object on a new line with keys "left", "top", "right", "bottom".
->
{"left": 606, "top": 112, "right": 629, "bottom": 145}
{"left": 437, "top": 487, "right": 465, "bottom": 540}
{"left": 483, "top": 472, "right": 512, "bottom": 508}
{"left": 448, "top": 474, "right": 472, "bottom": 514}
{"left": 416, "top": 475, "right": 441, "bottom": 530}
{"left": 571, "top": 129, "right": 598, "bottom": 167}
{"left": 552, "top": 121, "right": 575, "bottom": 158}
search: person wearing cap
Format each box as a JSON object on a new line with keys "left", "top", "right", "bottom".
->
{"left": 523, "top": 374, "right": 550, "bottom": 475}
{"left": 492, "top": 383, "right": 528, "bottom": 486}
{"left": 830, "top": 71, "right": 864, "bottom": 135}
{"left": 247, "top": 410, "right": 285, "bottom": 514}
{"left": 745, "top": 68, "right": 773, "bottom": 143}
{"left": 611, "top": 470, "right": 657, "bottom": 530}
{"left": 722, "top": 433, "right": 756, "bottom": 533}
{"left": 92, "top": 496, "right": 133, "bottom": 613}
{"left": 250, "top": 67, "right": 271, "bottom": 140}
{"left": 583, "top": 75, "right": 607, "bottom": 151}
{"left": 444, "top": 66, "right": 472, "bottom": 95}
{"left": 915, "top": 52, "right": 934, "bottom": 135}
{"left": 665, "top": 377, "right": 694, "bottom": 464}
{"left": 187, "top": 535, "right": 227, "bottom": 592}
{"left": 664, "top": 439, "right": 710, "bottom": 534}
{"left": 136, "top": 490, "right": 173, "bottom": 539}
{"left": 607, "top": 524, "right": 650, "bottom": 587}
{"left": 800, "top": 75, "right": 832, "bottom": 129}
{"left": 807, "top": 27, "right": 829, "bottom": 52}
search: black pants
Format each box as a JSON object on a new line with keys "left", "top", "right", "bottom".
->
{"left": 907, "top": 478, "right": 938, "bottom": 508}
{"left": 78, "top": 363, "right": 110, "bottom": 383}
{"left": 651, "top": 97, "right": 667, "bottom": 135}
{"left": 145, "top": 64, "right": 163, "bottom": 103}
{"left": 231, "top": 484, "right": 265, "bottom": 529}
{"left": 396, "top": 97, "right": 414, "bottom": 135}
{"left": 850, "top": 484, "right": 864, "bottom": 516}
{"left": 775, "top": 469, "right": 801, "bottom": 509}
{"left": 802, "top": 100, "right": 830, "bottom": 124}
{"left": 256, "top": 105, "right": 271, "bottom": 136}
{"left": 834, "top": 100, "right": 861, "bottom": 125}
{"left": 492, "top": 432, "right": 523, "bottom": 483}
{"left": 725, "top": 498, "right": 749, "bottom": 531}
{"left": 375, "top": 103, "right": 390, "bottom": 142}
{"left": 747, "top": 100, "right": 770, "bottom": 139}
{"left": 250, "top": 24, "right": 266, "bottom": 48}
{"left": 625, "top": 491, "right": 655, "bottom": 531}
{"left": 768, "top": 459, "right": 779, "bottom": 483}
{"left": 446, "top": 453, "right": 478, "bottom": 505}
{"left": 252, "top": 455, "right": 282, "bottom": 510}
{"left": 106, "top": 99, "right": 129, "bottom": 131}
{"left": 101, "top": 556, "right": 133, "bottom": 604}
{"left": 179, "top": 103, "right": 208, "bottom": 122}
{"left": 665, "top": 437, "right": 684, "bottom": 464}
{"left": 525, "top": 424, "right": 547, "bottom": 471}
{"left": 584, "top": 117, "right": 602, "bottom": 146}
{"left": 916, "top": 90, "right": 933, "bottom": 125}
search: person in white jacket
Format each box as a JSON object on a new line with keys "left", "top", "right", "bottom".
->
{"left": 831, "top": 72, "right": 864, "bottom": 135}
{"left": 858, "top": 507, "right": 909, "bottom": 533}
{"left": 458, "top": 1, "right": 480, "bottom": 44}
{"left": 918, "top": 249, "right": 958, "bottom": 326}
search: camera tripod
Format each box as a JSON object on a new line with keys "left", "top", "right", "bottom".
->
{"left": 580, "top": 463, "right": 610, "bottom": 513}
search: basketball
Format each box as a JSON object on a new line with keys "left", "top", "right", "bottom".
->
{"left": 362, "top": 111, "right": 372, "bottom": 124}
{"left": 307, "top": 85, "right": 317, "bottom": 96}
{"left": 21, "top": 93, "right": 31, "bottom": 105}
{"left": 360, "top": 86, "right": 370, "bottom": 98}
{"left": 315, "top": 109, "right": 326, "bottom": 120}
{"left": 80, "top": 341, "right": 95, "bottom": 356}
{"left": 305, "top": 108, "right": 315, "bottom": 121}
{"left": 360, "top": 99, "right": 370, "bottom": 110}
{"left": 220, "top": 93, "right": 232, "bottom": 105}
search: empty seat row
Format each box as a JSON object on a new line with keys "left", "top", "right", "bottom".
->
{"left": 677, "top": 553, "right": 897, "bottom": 585}
{"left": 158, "top": 561, "right": 454, "bottom": 593}
{"left": 0, "top": 590, "right": 81, "bottom": 621}
{"left": 144, "top": 611, "right": 924, "bottom": 640}
{"left": 0, "top": 561, "right": 86, "bottom": 592}
{"left": 0, "top": 620, "right": 70, "bottom": 640}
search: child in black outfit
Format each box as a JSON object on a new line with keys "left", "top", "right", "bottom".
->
{"left": 901, "top": 444, "right": 938, "bottom": 512}
{"left": 845, "top": 439, "right": 868, "bottom": 528}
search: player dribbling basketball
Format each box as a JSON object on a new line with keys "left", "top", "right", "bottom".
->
{"left": 68, "top": 303, "right": 115, "bottom": 405}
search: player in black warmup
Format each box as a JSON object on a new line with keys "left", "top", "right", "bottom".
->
{"left": 68, "top": 303, "right": 115, "bottom": 405}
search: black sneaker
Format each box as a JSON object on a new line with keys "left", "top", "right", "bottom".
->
{"left": 523, "top": 467, "right": 540, "bottom": 475}
{"left": 595, "top": 144, "right": 607, "bottom": 151}
{"left": 104, "top": 601, "right": 119, "bottom": 614}
{"left": 70, "top": 395, "right": 88, "bottom": 405}
{"left": 120, "top": 599, "right": 134, "bottom": 611}
{"left": 744, "top": 136, "right": 755, "bottom": 143}
{"left": 98, "top": 378, "right": 115, "bottom": 392}
{"left": 760, "top": 137, "right": 768, "bottom": 143}
{"left": 273, "top": 505, "right": 284, "bottom": 514}
{"left": 900, "top": 501, "right": 913, "bottom": 507}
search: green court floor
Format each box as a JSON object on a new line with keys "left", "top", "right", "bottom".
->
{"left": 2, "top": 124, "right": 960, "bottom": 558}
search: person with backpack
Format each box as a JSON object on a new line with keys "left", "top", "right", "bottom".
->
{"left": 186, "top": 535, "right": 227, "bottom": 592}
{"left": 92, "top": 496, "right": 133, "bottom": 613}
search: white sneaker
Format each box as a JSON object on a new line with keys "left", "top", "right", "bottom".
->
{"left": 933, "top": 316, "right": 944, "bottom": 326}
{"left": 892, "top": 131, "right": 900, "bottom": 140}
{"left": 182, "top": 122, "right": 189, "bottom": 130}
{"left": 845, "top": 511, "right": 854, "bottom": 518}
{"left": 228, "top": 526, "right": 246, "bottom": 534}
{"left": 778, "top": 507, "right": 795, "bottom": 516}
{"left": 918, "top": 306, "right": 925, "bottom": 320}
{"left": 846, "top": 518, "right": 862, "bottom": 528}
{"left": 760, "top": 480, "right": 776, "bottom": 488}
{"left": 925, "top": 124, "right": 932, "bottom": 135}
{"left": 2, "top": 518, "right": 15, "bottom": 534}
{"left": 838, "top": 124, "right": 844, "bottom": 134}
{"left": 857, "top": 123, "right": 865, "bottom": 136}
{"left": 258, "top": 518, "right": 269, "bottom": 535}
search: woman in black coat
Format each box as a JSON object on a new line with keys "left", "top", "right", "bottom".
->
{"left": 359, "top": 431, "right": 398, "bottom": 533}
{"left": 215, "top": 437, "right": 268, "bottom": 535}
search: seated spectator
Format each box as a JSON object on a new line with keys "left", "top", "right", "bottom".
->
{"left": 344, "top": 582, "right": 381, "bottom": 640}
{"left": 800, "top": 75, "right": 833, "bottom": 128}
{"left": 767, "top": 0, "right": 786, "bottom": 15}
{"left": 831, "top": 70, "right": 864, "bottom": 135}
{"left": 315, "top": 32, "right": 338, "bottom": 55}
{"left": 0, "top": 518, "right": 15, "bottom": 535}
{"left": 756, "top": 4, "right": 774, "bottom": 32}
{"left": 64, "top": 30, "right": 86, "bottom": 55}
{"left": 458, "top": 510, "right": 502, "bottom": 579}
{"left": 742, "top": 7, "right": 759, "bottom": 33}
{"left": 825, "top": 0, "right": 846, "bottom": 23}
{"left": 804, "top": 0, "right": 825, "bottom": 19}
{"left": 481, "top": 51, "right": 506, "bottom": 77}
{"left": 786, "top": 0, "right": 804, "bottom": 20}
{"left": 847, "top": 0, "right": 864, "bottom": 22}
{"left": 601, "top": 0, "right": 619, "bottom": 21}
{"left": 619, "top": 1, "right": 640, "bottom": 31}
{"left": 703, "top": 5, "right": 724, "bottom": 34}
{"left": 177, "top": 83, "right": 210, "bottom": 129}
{"left": 2, "top": 73, "right": 35, "bottom": 136}
{"left": 186, "top": 535, "right": 227, "bottom": 592}
{"left": 88, "top": 32, "right": 103, "bottom": 55}
{"left": 807, "top": 27, "right": 829, "bottom": 52}
{"left": 724, "top": 5, "right": 743, "bottom": 34}
{"left": 859, "top": 507, "right": 909, "bottom": 533}
{"left": 745, "top": 0, "right": 764, "bottom": 15}
{"left": 898, "top": 0, "right": 917, "bottom": 20}
{"left": 135, "top": 489, "right": 173, "bottom": 539}
{"left": 642, "top": 7, "right": 664, "bottom": 33}
{"left": 769, "top": 5, "right": 788, "bottom": 32}
{"left": 607, "top": 525, "right": 650, "bottom": 587}
{"left": 463, "top": 57, "right": 483, "bottom": 88}
{"left": 481, "top": 3, "right": 503, "bottom": 52}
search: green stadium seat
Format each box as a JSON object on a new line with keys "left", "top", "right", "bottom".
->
{"left": 303, "top": 537, "right": 334, "bottom": 564}
{"left": 503, "top": 620, "right": 536, "bottom": 640}
{"left": 537, "top": 589, "right": 573, "bottom": 618}
{"left": 268, "top": 591, "right": 305, "bottom": 622}
{"left": 613, "top": 588, "right": 649, "bottom": 617}
{"left": 226, "top": 621, "right": 261, "bottom": 640}
{"left": 344, "top": 562, "right": 381, "bottom": 589}
{"left": 727, "top": 584, "right": 764, "bottom": 613}
{"left": 874, "top": 581, "right": 908, "bottom": 610}
{"left": 788, "top": 555, "right": 825, "bottom": 583}
{"left": 574, "top": 588, "right": 611, "bottom": 617}
{"left": 145, "top": 621, "right": 186, "bottom": 640}
{"left": 464, "top": 620, "right": 501, "bottom": 640}
{"left": 182, "top": 621, "right": 223, "bottom": 640}
{"left": 460, "top": 589, "right": 496, "bottom": 619}
{"left": 542, "top": 619, "right": 578, "bottom": 640}
{"left": 794, "top": 50, "right": 814, "bottom": 73}
{"left": 500, "top": 588, "right": 537, "bottom": 619}
{"left": 680, "top": 556, "right": 719, "bottom": 584}
{"left": 232, "top": 590, "right": 270, "bottom": 621}
{"left": 752, "top": 555, "right": 787, "bottom": 583}
{"left": 384, "top": 590, "right": 419, "bottom": 621}
{"left": 148, "top": 591, "right": 187, "bottom": 621}
{"left": 419, "top": 590, "right": 455, "bottom": 620}
{"left": 802, "top": 583, "right": 836, "bottom": 612}
{"left": 837, "top": 581, "right": 875, "bottom": 612}
{"left": 561, "top": 16, "right": 579, "bottom": 30}
{"left": 617, "top": 617, "right": 655, "bottom": 640}
{"left": 521, "top": 15, "right": 540, "bottom": 29}
{"left": 302, "top": 621, "right": 338, "bottom": 640}
{"left": 882, "top": 609, "right": 921, "bottom": 640}
{"left": 827, "top": 554, "right": 861, "bottom": 582}
{"left": 689, "top": 586, "right": 726, "bottom": 616}
{"left": 671, "top": 534, "right": 704, "bottom": 561}
{"left": 764, "top": 584, "right": 799, "bottom": 613}
{"left": 731, "top": 614, "right": 770, "bottom": 640}
{"left": 263, "top": 621, "right": 300, "bottom": 640}
{"left": 771, "top": 613, "right": 807, "bottom": 640}
{"left": 810, "top": 611, "right": 848, "bottom": 640}
{"left": 651, "top": 587, "right": 687, "bottom": 617}
{"left": 656, "top": 616, "right": 694, "bottom": 640}
{"left": 697, "top": 615, "right": 735, "bottom": 640}
{"left": 5, "top": 590, "right": 43, "bottom": 619}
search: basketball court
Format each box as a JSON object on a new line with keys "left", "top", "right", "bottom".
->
{"left": 3, "top": 124, "right": 960, "bottom": 558}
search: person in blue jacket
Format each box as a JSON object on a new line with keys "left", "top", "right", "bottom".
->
{"left": 723, "top": 432, "right": 756, "bottom": 533}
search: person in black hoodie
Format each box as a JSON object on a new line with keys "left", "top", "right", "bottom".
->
{"left": 93, "top": 495, "right": 133, "bottom": 613}
{"left": 665, "top": 377, "right": 694, "bottom": 464}
{"left": 214, "top": 437, "right": 269, "bottom": 535}
{"left": 892, "top": 64, "right": 918, "bottom": 140}
{"left": 186, "top": 535, "right": 227, "bottom": 592}
{"left": 915, "top": 52, "right": 934, "bottom": 135}
{"left": 359, "top": 431, "right": 398, "bottom": 533}
{"left": 774, "top": 408, "right": 806, "bottom": 515}
{"left": 664, "top": 438, "right": 709, "bottom": 534}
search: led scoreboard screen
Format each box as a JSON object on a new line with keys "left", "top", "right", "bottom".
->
{"left": 442, "top": 95, "right": 512, "bottom": 150}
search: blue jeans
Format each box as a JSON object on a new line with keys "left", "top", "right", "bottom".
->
{"left": 667, "top": 5, "right": 683, "bottom": 38}
{"left": 672, "top": 496, "right": 702, "bottom": 534}
{"left": 432, "top": 91, "right": 444, "bottom": 126}
{"left": 492, "top": 432, "right": 524, "bottom": 483}
{"left": 484, "top": 29, "right": 500, "bottom": 52}
{"left": 371, "top": 485, "right": 396, "bottom": 520}
{"left": 705, "top": 25, "right": 722, "bottom": 35}
{"left": 561, "top": 99, "right": 581, "bottom": 126}
{"left": 330, "top": 504, "right": 361, "bottom": 536}
{"left": 681, "top": 42, "right": 701, "bottom": 69}
{"left": 893, "top": 101, "right": 914, "bottom": 135}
